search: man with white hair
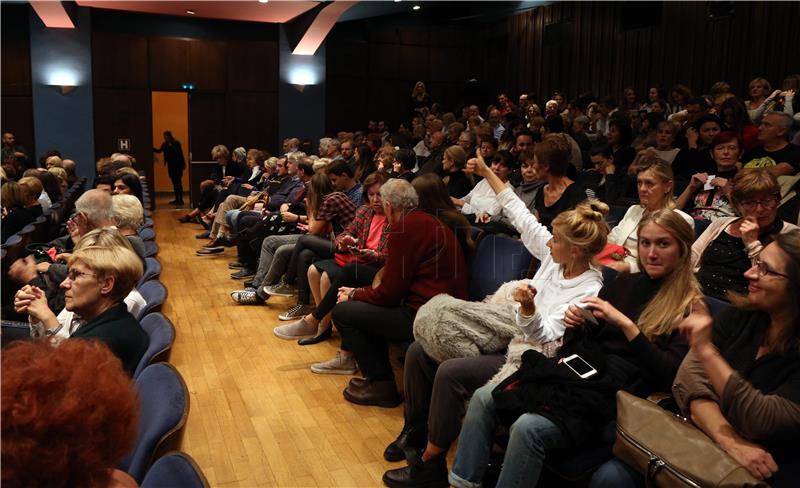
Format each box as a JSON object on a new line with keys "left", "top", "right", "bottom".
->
{"left": 312, "top": 179, "right": 467, "bottom": 409}
{"left": 319, "top": 137, "right": 342, "bottom": 160}
{"left": 742, "top": 112, "right": 800, "bottom": 177}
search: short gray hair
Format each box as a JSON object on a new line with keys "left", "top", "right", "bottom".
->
{"left": 111, "top": 194, "right": 144, "bottom": 229}
{"left": 767, "top": 112, "right": 793, "bottom": 132}
{"left": 287, "top": 151, "right": 307, "bottom": 165}
{"left": 380, "top": 179, "right": 418, "bottom": 209}
{"left": 75, "top": 189, "right": 113, "bottom": 226}
{"left": 574, "top": 115, "right": 590, "bottom": 127}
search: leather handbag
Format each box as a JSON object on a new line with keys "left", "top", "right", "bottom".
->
{"left": 612, "top": 390, "right": 767, "bottom": 488}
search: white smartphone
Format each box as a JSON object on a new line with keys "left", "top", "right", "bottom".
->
{"left": 561, "top": 354, "right": 598, "bottom": 379}
{"left": 574, "top": 302, "right": 599, "bottom": 325}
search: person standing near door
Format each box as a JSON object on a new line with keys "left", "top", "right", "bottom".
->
{"left": 153, "top": 130, "right": 186, "bottom": 205}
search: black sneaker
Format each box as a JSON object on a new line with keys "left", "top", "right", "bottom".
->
{"left": 196, "top": 246, "right": 224, "bottom": 255}
{"left": 228, "top": 261, "right": 246, "bottom": 269}
{"left": 230, "top": 269, "right": 255, "bottom": 279}
{"left": 243, "top": 279, "right": 255, "bottom": 288}
{"left": 195, "top": 230, "right": 211, "bottom": 239}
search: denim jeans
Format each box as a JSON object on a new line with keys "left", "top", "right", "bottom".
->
{"left": 589, "top": 457, "right": 643, "bottom": 488}
{"left": 449, "top": 384, "right": 570, "bottom": 488}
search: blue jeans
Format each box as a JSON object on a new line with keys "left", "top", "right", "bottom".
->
{"left": 590, "top": 457, "right": 643, "bottom": 488}
{"left": 449, "top": 383, "right": 570, "bottom": 488}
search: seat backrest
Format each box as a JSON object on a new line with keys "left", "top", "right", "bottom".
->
{"left": 30, "top": 215, "right": 49, "bottom": 243}
{"left": 138, "top": 281, "right": 167, "bottom": 316}
{"left": 133, "top": 313, "right": 176, "bottom": 378}
{"left": 468, "top": 234, "right": 533, "bottom": 301}
{"left": 143, "top": 241, "right": 159, "bottom": 257}
{"left": 138, "top": 257, "right": 162, "bottom": 287}
{"left": 140, "top": 452, "right": 209, "bottom": 488}
{"left": 139, "top": 227, "right": 156, "bottom": 241}
{"left": 120, "top": 363, "right": 189, "bottom": 483}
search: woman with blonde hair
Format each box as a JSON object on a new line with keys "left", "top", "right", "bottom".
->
{"left": 410, "top": 81, "right": 431, "bottom": 117}
{"left": 14, "top": 230, "right": 147, "bottom": 375}
{"left": 745, "top": 77, "right": 782, "bottom": 124}
{"left": 383, "top": 154, "right": 609, "bottom": 487}
{"left": 604, "top": 157, "right": 694, "bottom": 273}
{"left": 449, "top": 209, "right": 705, "bottom": 488}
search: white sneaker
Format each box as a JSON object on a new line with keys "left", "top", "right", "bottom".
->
{"left": 310, "top": 351, "right": 358, "bottom": 375}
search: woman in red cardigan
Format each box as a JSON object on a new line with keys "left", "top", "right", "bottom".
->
{"left": 315, "top": 178, "right": 468, "bottom": 407}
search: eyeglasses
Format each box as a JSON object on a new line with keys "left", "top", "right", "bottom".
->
{"left": 752, "top": 256, "right": 789, "bottom": 279}
{"left": 740, "top": 196, "right": 779, "bottom": 211}
{"left": 66, "top": 269, "right": 96, "bottom": 281}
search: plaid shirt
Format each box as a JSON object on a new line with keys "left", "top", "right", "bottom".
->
{"left": 334, "top": 205, "right": 390, "bottom": 265}
{"left": 316, "top": 192, "right": 357, "bottom": 236}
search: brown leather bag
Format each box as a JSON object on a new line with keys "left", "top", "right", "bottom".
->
{"left": 612, "top": 390, "right": 768, "bottom": 488}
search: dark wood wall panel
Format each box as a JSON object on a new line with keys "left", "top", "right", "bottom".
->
{"left": 189, "top": 39, "right": 226, "bottom": 92}
{"left": 148, "top": 37, "right": 190, "bottom": 90}
{"left": 92, "top": 32, "right": 148, "bottom": 89}
{"left": 326, "top": 21, "right": 477, "bottom": 134}
{"left": 189, "top": 93, "right": 226, "bottom": 160}
{"left": 482, "top": 1, "right": 800, "bottom": 105}
{"left": 227, "top": 40, "right": 279, "bottom": 92}
{"left": 225, "top": 93, "right": 276, "bottom": 151}
{"left": 1, "top": 3, "right": 34, "bottom": 158}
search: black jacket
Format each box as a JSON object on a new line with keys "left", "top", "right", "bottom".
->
{"left": 71, "top": 303, "right": 148, "bottom": 376}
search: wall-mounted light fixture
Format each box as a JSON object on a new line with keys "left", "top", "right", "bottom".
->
{"left": 47, "top": 69, "right": 79, "bottom": 95}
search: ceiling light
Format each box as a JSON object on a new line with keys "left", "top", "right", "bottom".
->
{"left": 186, "top": 9, "right": 195, "bottom": 15}
{"left": 412, "top": 4, "right": 420, "bottom": 10}
{"left": 258, "top": 0, "right": 269, "bottom": 3}
{"left": 394, "top": 0, "right": 401, "bottom": 2}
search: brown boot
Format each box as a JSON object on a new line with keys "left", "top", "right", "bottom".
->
{"left": 343, "top": 379, "right": 402, "bottom": 408}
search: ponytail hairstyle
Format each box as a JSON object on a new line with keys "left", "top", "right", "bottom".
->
{"left": 635, "top": 209, "right": 703, "bottom": 340}
{"left": 551, "top": 198, "right": 610, "bottom": 260}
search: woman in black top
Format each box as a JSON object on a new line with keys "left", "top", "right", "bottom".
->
{"left": 532, "top": 134, "right": 588, "bottom": 229}
{"left": 153, "top": 130, "right": 186, "bottom": 204}
{"left": 441, "top": 145, "right": 475, "bottom": 199}
{"left": 692, "top": 169, "right": 797, "bottom": 301}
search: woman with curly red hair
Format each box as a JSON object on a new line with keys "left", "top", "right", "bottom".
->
{"left": 1, "top": 340, "right": 140, "bottom": 487}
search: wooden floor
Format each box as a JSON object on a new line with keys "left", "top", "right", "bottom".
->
{"left": 153, "top": 196, "right": 407, "bottom": 487}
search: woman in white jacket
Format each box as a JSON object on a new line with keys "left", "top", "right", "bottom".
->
{"left": 606, "top": 157, "right": 694, "bottom": 273}
{"left": 382, "top": 152, "right": 610, "bottom": 488}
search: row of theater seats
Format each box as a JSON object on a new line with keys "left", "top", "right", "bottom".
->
{"left": 120, "top": 179, "right": 209, "bottom": 487}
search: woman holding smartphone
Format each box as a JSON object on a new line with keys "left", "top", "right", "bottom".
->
{"left": 448, "top": 209, "right": 705, "bottom": 488}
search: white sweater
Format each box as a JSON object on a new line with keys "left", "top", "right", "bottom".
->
{"left": 496, "top": 188, "right": 604, "bottom": 343}
{"left": 461, "top": 178, "right": 512, "bottom": 217}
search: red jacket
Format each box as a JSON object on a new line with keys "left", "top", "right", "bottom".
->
{"left": 352, "top": 210, "right": 467, "bottom": 310}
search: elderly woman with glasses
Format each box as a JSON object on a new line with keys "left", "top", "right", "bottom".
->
{"left": 13, "top": 231, "right": 147, "bottom": 376}
{"left": 692, "top": 168, "right": 799, "bottom": 301}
